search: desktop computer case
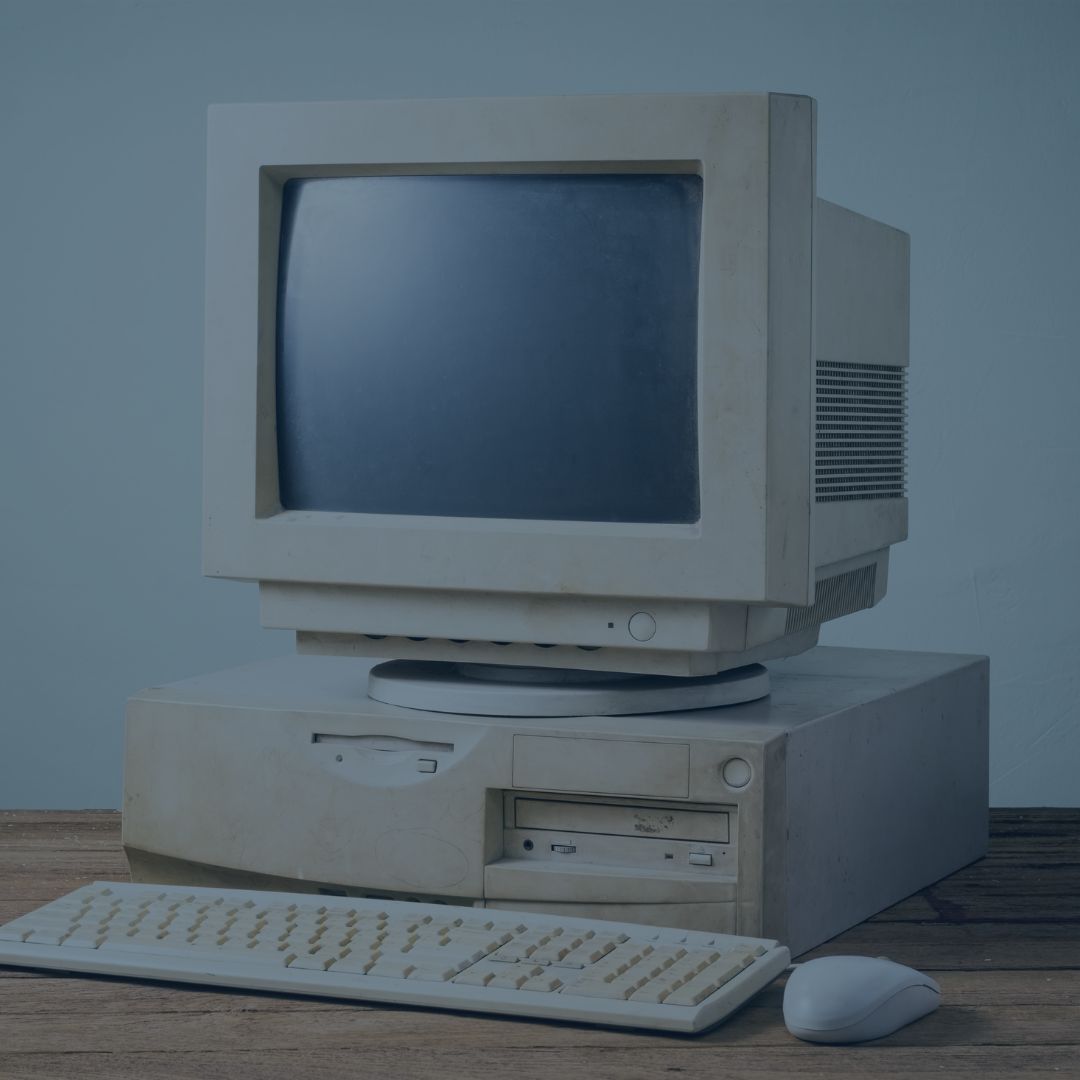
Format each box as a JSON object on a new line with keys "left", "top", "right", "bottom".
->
{"left": 123, "top": 646, "right": 988, "bottom": 957}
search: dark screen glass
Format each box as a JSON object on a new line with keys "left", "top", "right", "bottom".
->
{"left": 275, "top": 173, "right": 701, "bottom": 523}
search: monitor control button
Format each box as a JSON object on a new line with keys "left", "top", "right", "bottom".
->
{"left": 417, "top": 759, "right": 438, "bottom": 773}
{"left": 628, "top": 612, "right": 657, "bottom": 641}
{"left": 688, "top": 852, "right": 713, "bottom": 867}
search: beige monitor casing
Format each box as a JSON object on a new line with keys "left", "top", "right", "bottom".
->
{"left": 202, "top": 93, "right": 909, "bottom": 676}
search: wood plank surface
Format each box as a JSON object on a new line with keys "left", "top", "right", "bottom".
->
{"left": 0, "top": 809, "right": 1077, "bottom": 1080}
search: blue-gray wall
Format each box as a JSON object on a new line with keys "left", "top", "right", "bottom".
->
{"left": 2, "top": 0, "right": 1077, "bottom": 807}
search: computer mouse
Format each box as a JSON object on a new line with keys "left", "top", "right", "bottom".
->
{"left": 783, "top": 955, "right": 941, "bottom": 1043}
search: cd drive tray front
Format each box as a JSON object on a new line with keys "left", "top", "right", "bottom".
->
{"left": 487, "top": 792, "right": 737, "bottom": 905}
{"left": 512, "top": 796, "right": 731, "bottom": 845}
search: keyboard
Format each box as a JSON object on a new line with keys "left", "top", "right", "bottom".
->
{"left": 0, "top": 881, "right": 789, "bottom": 1033}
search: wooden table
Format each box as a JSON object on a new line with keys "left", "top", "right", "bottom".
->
{"left": 1, "top": 809, "right": 1077, "bottom": 1079}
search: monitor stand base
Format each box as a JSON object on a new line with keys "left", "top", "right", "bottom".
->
{"left": 366, "top": 660, "right": 770, "bottom": 716}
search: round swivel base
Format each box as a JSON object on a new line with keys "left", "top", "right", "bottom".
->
{"left": 368, "top": 660, "right": 770, "bottom": 717}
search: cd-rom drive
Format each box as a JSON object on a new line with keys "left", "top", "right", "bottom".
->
{"left": 503, "top": 793, "right": 733, "bottom": 870}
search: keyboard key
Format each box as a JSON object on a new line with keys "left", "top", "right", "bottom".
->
{"left": 407, "top": 962, "right": 463, "bottom": 983}
{"left": 288, "top": 948, "right": 337, "bottom": 971}
{"left": 559, "top": 939, "right": 617, "bottom": 965}
{"left": 571, "top": 975, "right": 643, "bottom": 1000}
{"left": 664, "top": 976, "right": 723, "bottom": 1006}
{"left": 595, "top": 942, "right": 654, "bottom": 975}
{"left": 529, "top": 941, "right": 575, "bottom": 964}
{"left": 629, "top": 982, "right": 675, "bottom": 1004}
{"left": 365, "top": 958, "right": 416, "bottom": 979}
{"left": 488, "top": 965, "right": 545, "bottom": 990}
{"left": 453, "top": 965, "right": 496, "bottom": 987}
{"left": 520, "top": 972, "right": 564, "bottom": 992}
{"left": 442, "top": 929, "right": 512, "bottom": 952}
{"left": 638, "top": 945, "right": 687, "bottom": 977}
{"left": 327, "top": 952, "right": 378, "bottom": 974}
{"left": 490, "top": 932, "right": 554, "bottom": 962}
{"left": 59, "top": 928, "right": 106, "bottom": 948}
{"left": 454, "top": 918, "right": 496, "bottom": 931}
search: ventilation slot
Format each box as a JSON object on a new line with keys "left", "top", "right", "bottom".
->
{"left": 816, "top": 361, "right": 906, "bottom": 502}
{"left": 363, "top": 634, "right": 604, "bottom": 654}
{"left": 785, "top": 564, "right": 877, "bottom": 635}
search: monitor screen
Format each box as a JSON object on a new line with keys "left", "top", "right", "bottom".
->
{"left": 275, "top": 173, "right": 702, "bottom": 524}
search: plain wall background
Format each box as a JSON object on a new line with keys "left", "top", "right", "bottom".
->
{"left": 1, "top": 0, "right": 1077, "bottom": 808}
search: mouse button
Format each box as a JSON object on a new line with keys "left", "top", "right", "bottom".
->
{"left": 855, "top": 982, "right": 942, "bottom": 1042}
{"left": 783, "top": 956, "right": 905, "bottom": 1031}
{"left": 782, "top": 962, "right": 871, "bottom": 1029}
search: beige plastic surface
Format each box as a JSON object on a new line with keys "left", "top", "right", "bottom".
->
{"left": 123, "top": 648, "right": 987, "bottom": 955}
{"left": 199, "top": 93, "right": 908, "bottom": 676}
{"left": 512, "top": 736, "right": 691, "bottom": 798}
{"left": 0, "top": 882, "right": 790, "bottom": 1034}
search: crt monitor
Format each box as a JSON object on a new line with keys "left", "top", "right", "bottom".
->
{"left": 202, "top": 93, "right": 909, "bottom": 678}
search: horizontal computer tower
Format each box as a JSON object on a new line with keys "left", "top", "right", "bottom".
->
{"left": 123, "top": 646, "right": 987, "bottom": 957}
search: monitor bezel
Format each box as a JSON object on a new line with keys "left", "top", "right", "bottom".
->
{"left": 203, "top": 93, "right": 814, "bottom": 604}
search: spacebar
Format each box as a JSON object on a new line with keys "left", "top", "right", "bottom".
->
{"left": 63, "top": 942, "right": 293, "bottom": 967}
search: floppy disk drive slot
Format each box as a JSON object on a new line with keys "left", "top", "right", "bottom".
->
{"left": 312, "top": 733, "right": 454, "bottom": 754}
